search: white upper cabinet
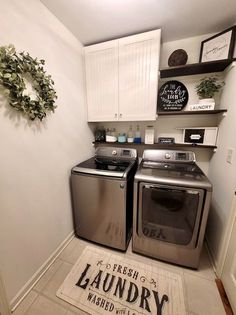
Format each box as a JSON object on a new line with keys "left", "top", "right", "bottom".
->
{"left": 84, "top": 30, "right": 161, "bottom": 122}
{"left": 119, "top": 30, "right": 161, "bottom": 121}
{"left": 84, "top": 40, "right": 119, "bottom": 122}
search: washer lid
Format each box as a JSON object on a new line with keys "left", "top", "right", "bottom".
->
{"left": 72, "top": 157, "right": 135, "bottom": 178}
{"left": 135, "top": 162, "right": 212, "bottom": 191}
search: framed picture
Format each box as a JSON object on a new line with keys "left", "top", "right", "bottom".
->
{"left": 199, "top": 26, "right": 236, "bottom": 62}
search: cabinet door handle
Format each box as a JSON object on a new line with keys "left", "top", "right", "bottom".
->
{"left": 114, "top": 113, "right": 117, "bottom": 118}
{"left": 119, "top": 113, "right": 122, "bottom": 118}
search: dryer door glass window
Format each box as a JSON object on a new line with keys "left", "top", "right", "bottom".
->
{"left": 141, "top": 185, "right": 204, "bottom": 246}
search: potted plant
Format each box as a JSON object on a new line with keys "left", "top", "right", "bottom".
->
{"left": 195, "top": 77, "right": 224, "bottom": 108}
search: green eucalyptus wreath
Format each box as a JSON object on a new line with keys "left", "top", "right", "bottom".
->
{"left": 0, "top": 45, "right": 57, "bottom": 121}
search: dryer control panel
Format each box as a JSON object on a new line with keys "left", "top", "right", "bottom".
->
{"left": 143, "top": 150, "right": 196, "bottom": 163}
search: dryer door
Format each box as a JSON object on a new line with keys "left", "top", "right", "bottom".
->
{"left": 138, "top": 183, "right": 205, "bottom": 248}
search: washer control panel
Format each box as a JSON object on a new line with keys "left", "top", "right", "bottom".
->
{"left": 95, "top": 147, "right": 137, "bottom": 160}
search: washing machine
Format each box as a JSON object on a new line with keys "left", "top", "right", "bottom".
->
{"left": 71, "top": 147, "right": 137, "bottom": 251}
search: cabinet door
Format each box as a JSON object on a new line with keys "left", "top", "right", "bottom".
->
{"left": 119, "top": 30, "right": 161, "bottom": 121}
{"left": 84, "top": 41, "right": 119, "bottom": 122}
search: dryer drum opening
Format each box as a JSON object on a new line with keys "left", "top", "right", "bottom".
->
{"left": 150, "top": 189, "right": 185, "bottom": 212}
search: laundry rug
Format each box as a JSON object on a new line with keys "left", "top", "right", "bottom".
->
{"left": 56, "top": 246, "right": 186, "bottom": 315}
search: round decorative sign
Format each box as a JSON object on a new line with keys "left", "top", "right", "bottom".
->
{"left": 157, "top": 80, "right": 189, "bottom": 111}
{"left": 168, "top": 49, "right": 188, "bottom": 67}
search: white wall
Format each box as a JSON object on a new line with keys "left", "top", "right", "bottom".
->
{"left": 0, "top": 0, "right": 93, "bottom": 305}
{"left": 207, "top": 64, "right": 236, "bottom": 273}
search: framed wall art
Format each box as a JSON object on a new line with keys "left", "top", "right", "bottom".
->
{"left": 199, "top": 26, "right": 236, "bottom": 62}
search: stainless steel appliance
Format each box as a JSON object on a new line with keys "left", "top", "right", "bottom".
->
{"left": 71, "top": 147, "right": 137, "bottom": 251}
{"left": 132, "top": 149, "right": 212, "bottom": 268}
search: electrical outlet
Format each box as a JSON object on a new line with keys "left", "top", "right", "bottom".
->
{"left": 226, "top": 148, "right": 234, "bottom": 164}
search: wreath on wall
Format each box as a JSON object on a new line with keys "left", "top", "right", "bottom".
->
{"left": 0, "top": 45, "right": 57, "bottom": 121}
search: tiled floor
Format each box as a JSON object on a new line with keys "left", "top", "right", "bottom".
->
{"left": 13, "top": 237, "right": 226, "bottom": 315}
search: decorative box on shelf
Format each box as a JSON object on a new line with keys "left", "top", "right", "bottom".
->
{"left": 158, "top": 137, "right": 175, "bottom": 144}
{"left": 178, "top": 127, "right": 218, "bottom": 146}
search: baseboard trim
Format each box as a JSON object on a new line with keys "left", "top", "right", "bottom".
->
{"left": 205, "top": 236, "right": 217, "bottom": 274}
{"left": 0, "top": 271, "right": 11, "bottom": 315}
{"left": 215, "top": 278, "right": 234, "bottom": 315}
{"left": 10, "top": 231, "right": 75, "bottom": 312}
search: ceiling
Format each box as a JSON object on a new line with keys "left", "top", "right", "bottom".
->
{"left": 41, "top": 0, "right": 236, "bottom": 45}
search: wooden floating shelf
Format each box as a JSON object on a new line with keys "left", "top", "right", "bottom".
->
{"left": 160, "top": 58, "right": 236, "bottom": 78}
{"left": 157, "top": 109, "right": 227, "bottom": 116}
{"left": 93, "top": 142, "right": 217, "bottom": 149}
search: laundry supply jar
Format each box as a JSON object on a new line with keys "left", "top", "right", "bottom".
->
{"left": 127, "top": 125, "right": 134, "bottom": 143}
{"left": 134, "top": 125, "right": 142, "bottom": 143}
{"left": 118, "top": 133, "right": 127, "bottom": 143}
{"left": 145, "top": 126, "right": 155, "bottom": 144}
